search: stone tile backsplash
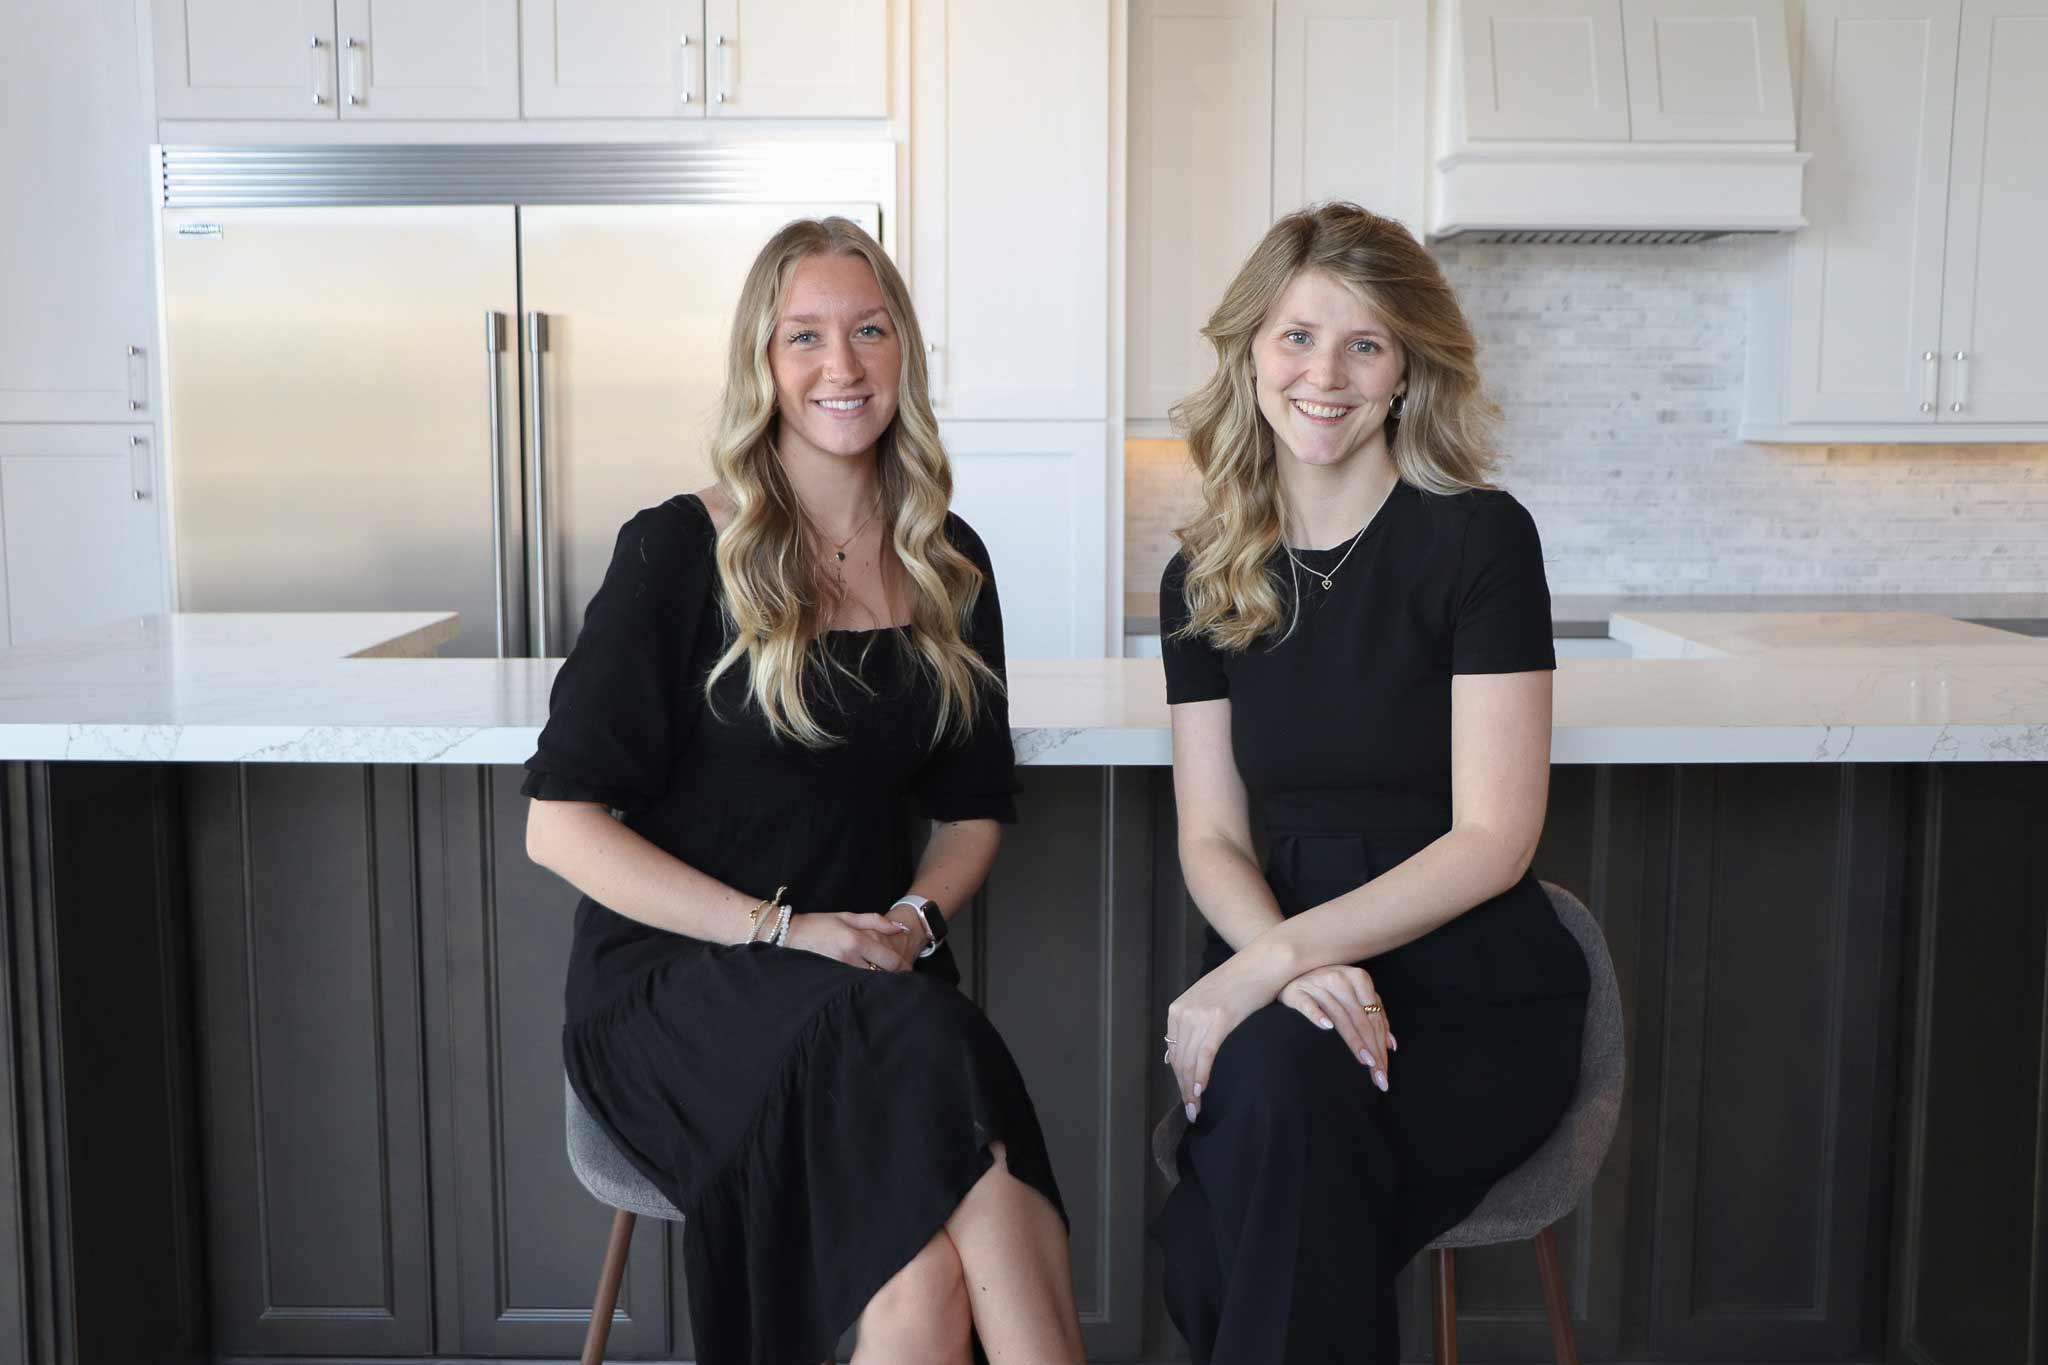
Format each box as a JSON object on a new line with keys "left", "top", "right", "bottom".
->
{"left": 1124, "top": 237, "right": 2048, "bottom": 601}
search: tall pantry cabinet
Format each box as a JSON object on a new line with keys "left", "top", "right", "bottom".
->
{"left": 0, "top": 0, "right": 167, "bottom": 649}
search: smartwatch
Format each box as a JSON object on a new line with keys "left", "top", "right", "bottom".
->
{"left": 893, "top": 895, "right": 946, "bottom": 959}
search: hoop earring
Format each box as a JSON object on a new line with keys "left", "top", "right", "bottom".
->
{"left": 1388, "top": 392, "right": 1407, "bottom": 420}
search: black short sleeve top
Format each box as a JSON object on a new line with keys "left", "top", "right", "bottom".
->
{"left": 1159, "top": 482, "right": 1554, "bottom": 835}
{"left": 522, "top": 493, "right": 1020, "bottom": 1017}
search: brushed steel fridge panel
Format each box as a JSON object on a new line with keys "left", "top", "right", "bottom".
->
{"left": 160, "top": 206, "right": 522, "bottom": 657}
{"left": 518, "top": 202, "right": 879, "bottom": 656}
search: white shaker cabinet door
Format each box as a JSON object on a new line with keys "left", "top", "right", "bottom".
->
{"left": 520, "top": 0, "right": 704, "bottom": 118}
{"left": 911, "top": 0, "right": 1109, "bottom": 420}
{"left": 1936, "top": 0, "right": 2048, "bottom": 423}
{"left": 1783, "top": 0, "right": 1960, "bottom": 423}
{"left": 0, "top": 427, "right": 165, "bottom": 648}
{"left": 703, "top": 0, "right": 886, "bottom": 117}
{"left": 333, "top": 0, "right": 518, "bottom": 119}
{"left": 1620, "top": 0, "right": 1797, "bottom": 141}
{"left": 1128, "top": 0, "right": 1272, "bottom": 422}
{"left": 940, "top": 422, "right": 1110, "bottom": 660}
{"left": 1273, "top": 0, "right": 1427, "bottom": 230}
{"left": 2, "top": 0, "right": 157, "bottom": 422}
{"left": 1459, "top": 0, "right": 1631, "bottom": 140}
{"left": 154, "top": 0, "right": 340, "bottom": 119}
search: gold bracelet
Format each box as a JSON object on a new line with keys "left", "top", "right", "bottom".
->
{"left": 744, "top": 885, "right": 790, "bottom": 946}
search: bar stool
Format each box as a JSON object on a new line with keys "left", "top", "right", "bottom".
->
{"left": 564, "top": 1076, "right": 684, "bottom": 1365}
{"left": 1151, "top": 881, "right": 1625, "bottom": 1364}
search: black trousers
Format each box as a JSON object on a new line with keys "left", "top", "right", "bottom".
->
{"left": 1159, "top": 832, "right": 1588, "bottom": 1365}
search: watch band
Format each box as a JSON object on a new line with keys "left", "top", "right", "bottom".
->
{"left": 893, "top": 895, "right": 945, "bottom": 958}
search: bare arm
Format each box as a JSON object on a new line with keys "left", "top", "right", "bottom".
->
{"left": 881, "top": 817, "right": 1003, "bottom": 957}
{"left": 1168, "top": 697, "right": 1286, "bottom": 951}
{"left": 525, "top": 798, "right": 763, "bottom": 944}
{"left": 1232, "top": 669, "right": 1555, "bottom": 993}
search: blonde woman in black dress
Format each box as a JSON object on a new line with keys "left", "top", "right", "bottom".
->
{"left": 523, "top": 217, "right": 1085, "bottom": 1365}
{"left": 1157, "top": 203, "right": 1590, "bottom": 1362}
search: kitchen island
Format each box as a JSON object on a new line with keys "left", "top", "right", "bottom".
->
{"left": 3, "top": 612, "right": 2041, "bottom": 1365}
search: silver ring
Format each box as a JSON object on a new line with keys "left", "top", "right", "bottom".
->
{"left": 1162, "top": 1035, "right": 1178, "bottom": 1045}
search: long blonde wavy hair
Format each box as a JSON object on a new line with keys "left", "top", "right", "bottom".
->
{"left": 1172, "top": 202, "right": 1504, "bottom": 650}
{"left": 703, "top": 216, "right": 998, "bottom": 748}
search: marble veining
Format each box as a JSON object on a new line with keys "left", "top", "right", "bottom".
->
{"left": 8, "top": 610, "right": 2048, "bottom": 766}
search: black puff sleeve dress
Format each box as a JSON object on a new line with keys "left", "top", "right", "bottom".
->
{"left": 523, "top": 493, "right": 1064, "bottom": 1365}
{"left": 1156, "top": 483, "right": 1590, "bottom": 1365}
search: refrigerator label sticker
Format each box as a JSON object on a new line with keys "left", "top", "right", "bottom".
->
{"left": 178, "top": 223, "right": 224, "bottom": 239}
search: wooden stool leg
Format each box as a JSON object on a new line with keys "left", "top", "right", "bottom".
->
{"left": 581, "top": 1209, "right": 637, "bottom": 1365}
{"left": 1532, "top": 1224, "right": 1581, "bottom": 1365}
{"left": 1430, "top": 1247, "right": 1458, "bottom": 1365}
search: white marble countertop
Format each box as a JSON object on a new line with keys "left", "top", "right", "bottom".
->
{"left": 4, "top": 609, "right": 2047, "bottom": 765}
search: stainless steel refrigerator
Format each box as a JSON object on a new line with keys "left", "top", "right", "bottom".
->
{"left": 156, "top": 147, "right": 884, "bottom": 658}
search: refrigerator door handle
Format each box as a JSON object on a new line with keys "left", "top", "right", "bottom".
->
{"left": 485, "top": 311, "right": 513, "bottom": 657}
{"left": 525, "top": 310, "right": 553, "bottom": 657}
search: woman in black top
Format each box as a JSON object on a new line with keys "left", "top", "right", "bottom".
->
{"left": 523, "top": 218, "right": 1083, "bottom": 1365}
{"left": 1156, "top": 203, "right": 1590, "bottom": 1363}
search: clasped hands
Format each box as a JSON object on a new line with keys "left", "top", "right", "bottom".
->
{"left": 780, "top": 905, "right": 928, "bottom": 972}
{"left": 1164, "top": 948, "right": 1395, "bottom": 1125}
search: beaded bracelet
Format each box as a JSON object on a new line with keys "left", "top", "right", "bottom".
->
{"left": 771, "top": 901, "right": 793, "bottom": 948}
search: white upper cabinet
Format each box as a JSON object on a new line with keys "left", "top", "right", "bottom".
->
{"left": 1128, "top": 0, "right": 1272, "bottom": 423}
{"left": 3, "top": 0, "right": 157, "bottom": 422}
{"left": 333, "top": 0, "right": 519, "bottom": 120}
{"left": 1459, "top": 0, "right": 1631, "bottom": 140}
{"left": 1127, "top": 0, "right": 1427, "bottom": 423}
{"left": 1748, "top": 0, "right": 2048, "bottom": 438}
{"left": 1935, "top": 0, "right": 2048, "bottom": 423}
{"left": 155, "top": 0, "right": 887, "bottom": 121}
{"left": 1273, "top": 0, "right": 1427, "bottom": 226}
{"left": 154, "top": 0, "right": 339, "bottom": 119}
{"left": 520, "top": 0, "right": 705, "bottom": 118}
{"left": 1782, "top": 0, "right": 1959, "bottom": 424}
{"left": 911, "top": 0, "right": 1108, "bottom": 420}
{"left": 1620, "top": 0, "right": 1795, "bottom": 141}
{"left": 703, "top": 0, "right": 887, "bottom": 117}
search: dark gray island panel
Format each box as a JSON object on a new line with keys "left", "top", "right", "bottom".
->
{"left": 182, "top": 764, "right": 433, "bottom": 1357}
{"left": 3, "top": 756, "right": 2045, "bottom": 1364}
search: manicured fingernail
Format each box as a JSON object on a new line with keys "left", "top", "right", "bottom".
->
{"left": 1318, "top": 1016, "right": 1334, "bottom": 1030}
{"left": 1374, "top": 1070, "right": 1388, "bottom": 1092}
{"left": 1388, "top": 1033, "right": 1399, "bottom": 1051}
{"left": 1193, "top": 1082, "right": 1203, "bottom": 1098}
{"left": 1359, "top": 1048, "right": 1377, "bottom": 1066}
{"left": 1185, "top": 1102, "right": 1198, "bottom": 1122}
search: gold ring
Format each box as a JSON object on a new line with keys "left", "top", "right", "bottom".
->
{"left": 867, "top": 962, "right": 881, "bottom": 971}
{"left": 1362, "top": 1001, "right": 1383, "bottom": 1014}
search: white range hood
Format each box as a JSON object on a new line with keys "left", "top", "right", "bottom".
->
{"left": 1429, "top": 0, "right": 1808, "bottom": 243}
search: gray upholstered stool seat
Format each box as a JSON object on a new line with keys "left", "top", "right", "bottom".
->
{"left": 564, "top": 1077, "right": 682, "bottom": 1364}
{"left": 1151, "top": 881, "right": 1623, "bottom": 1364}
{"left": 565, "top": 1076, "right": 684, "bottom": 1220}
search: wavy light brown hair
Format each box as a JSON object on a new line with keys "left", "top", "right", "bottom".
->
{"left": 1171, "top": 202, "right": 1503, "bottom": 650}
{"left": 704, "top": 216, "right": 998, "bottom": 747}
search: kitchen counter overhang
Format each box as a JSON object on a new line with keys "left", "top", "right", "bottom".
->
{"left": 4, "top": 608, "right": 2048, "bottom": 765}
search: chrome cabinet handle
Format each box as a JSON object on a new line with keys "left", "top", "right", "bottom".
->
{"left": 525, "top": 311, "right": 553, "bottom": 658}
{"left": 485, "top": 312, "right": 513, "bottom": 657}
{"left": 345, "top": 36, "right": 363, "bottom": 107}
{"left": 129, "top": 435, "right": 151, "bottom": 501}
{"left": 716, "top": 33, "right": 730, "bottom": 104}
{"left": 926, "top": 340, "right": 946, "bottom": 411}
{"left": 125, "top": 344, "right": 147, "bottom": 412}
{"left": 679, "top": 33, "right": 692, "bottom": 104}
{"left": 309, "top": 35, "right": 328, "bottom": 105}
{"left": 1951, "top": 350, "right": 1969, "bottom": 413}
{"left": 1919, "top": 349, "right": 1936, "bottom": 413}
